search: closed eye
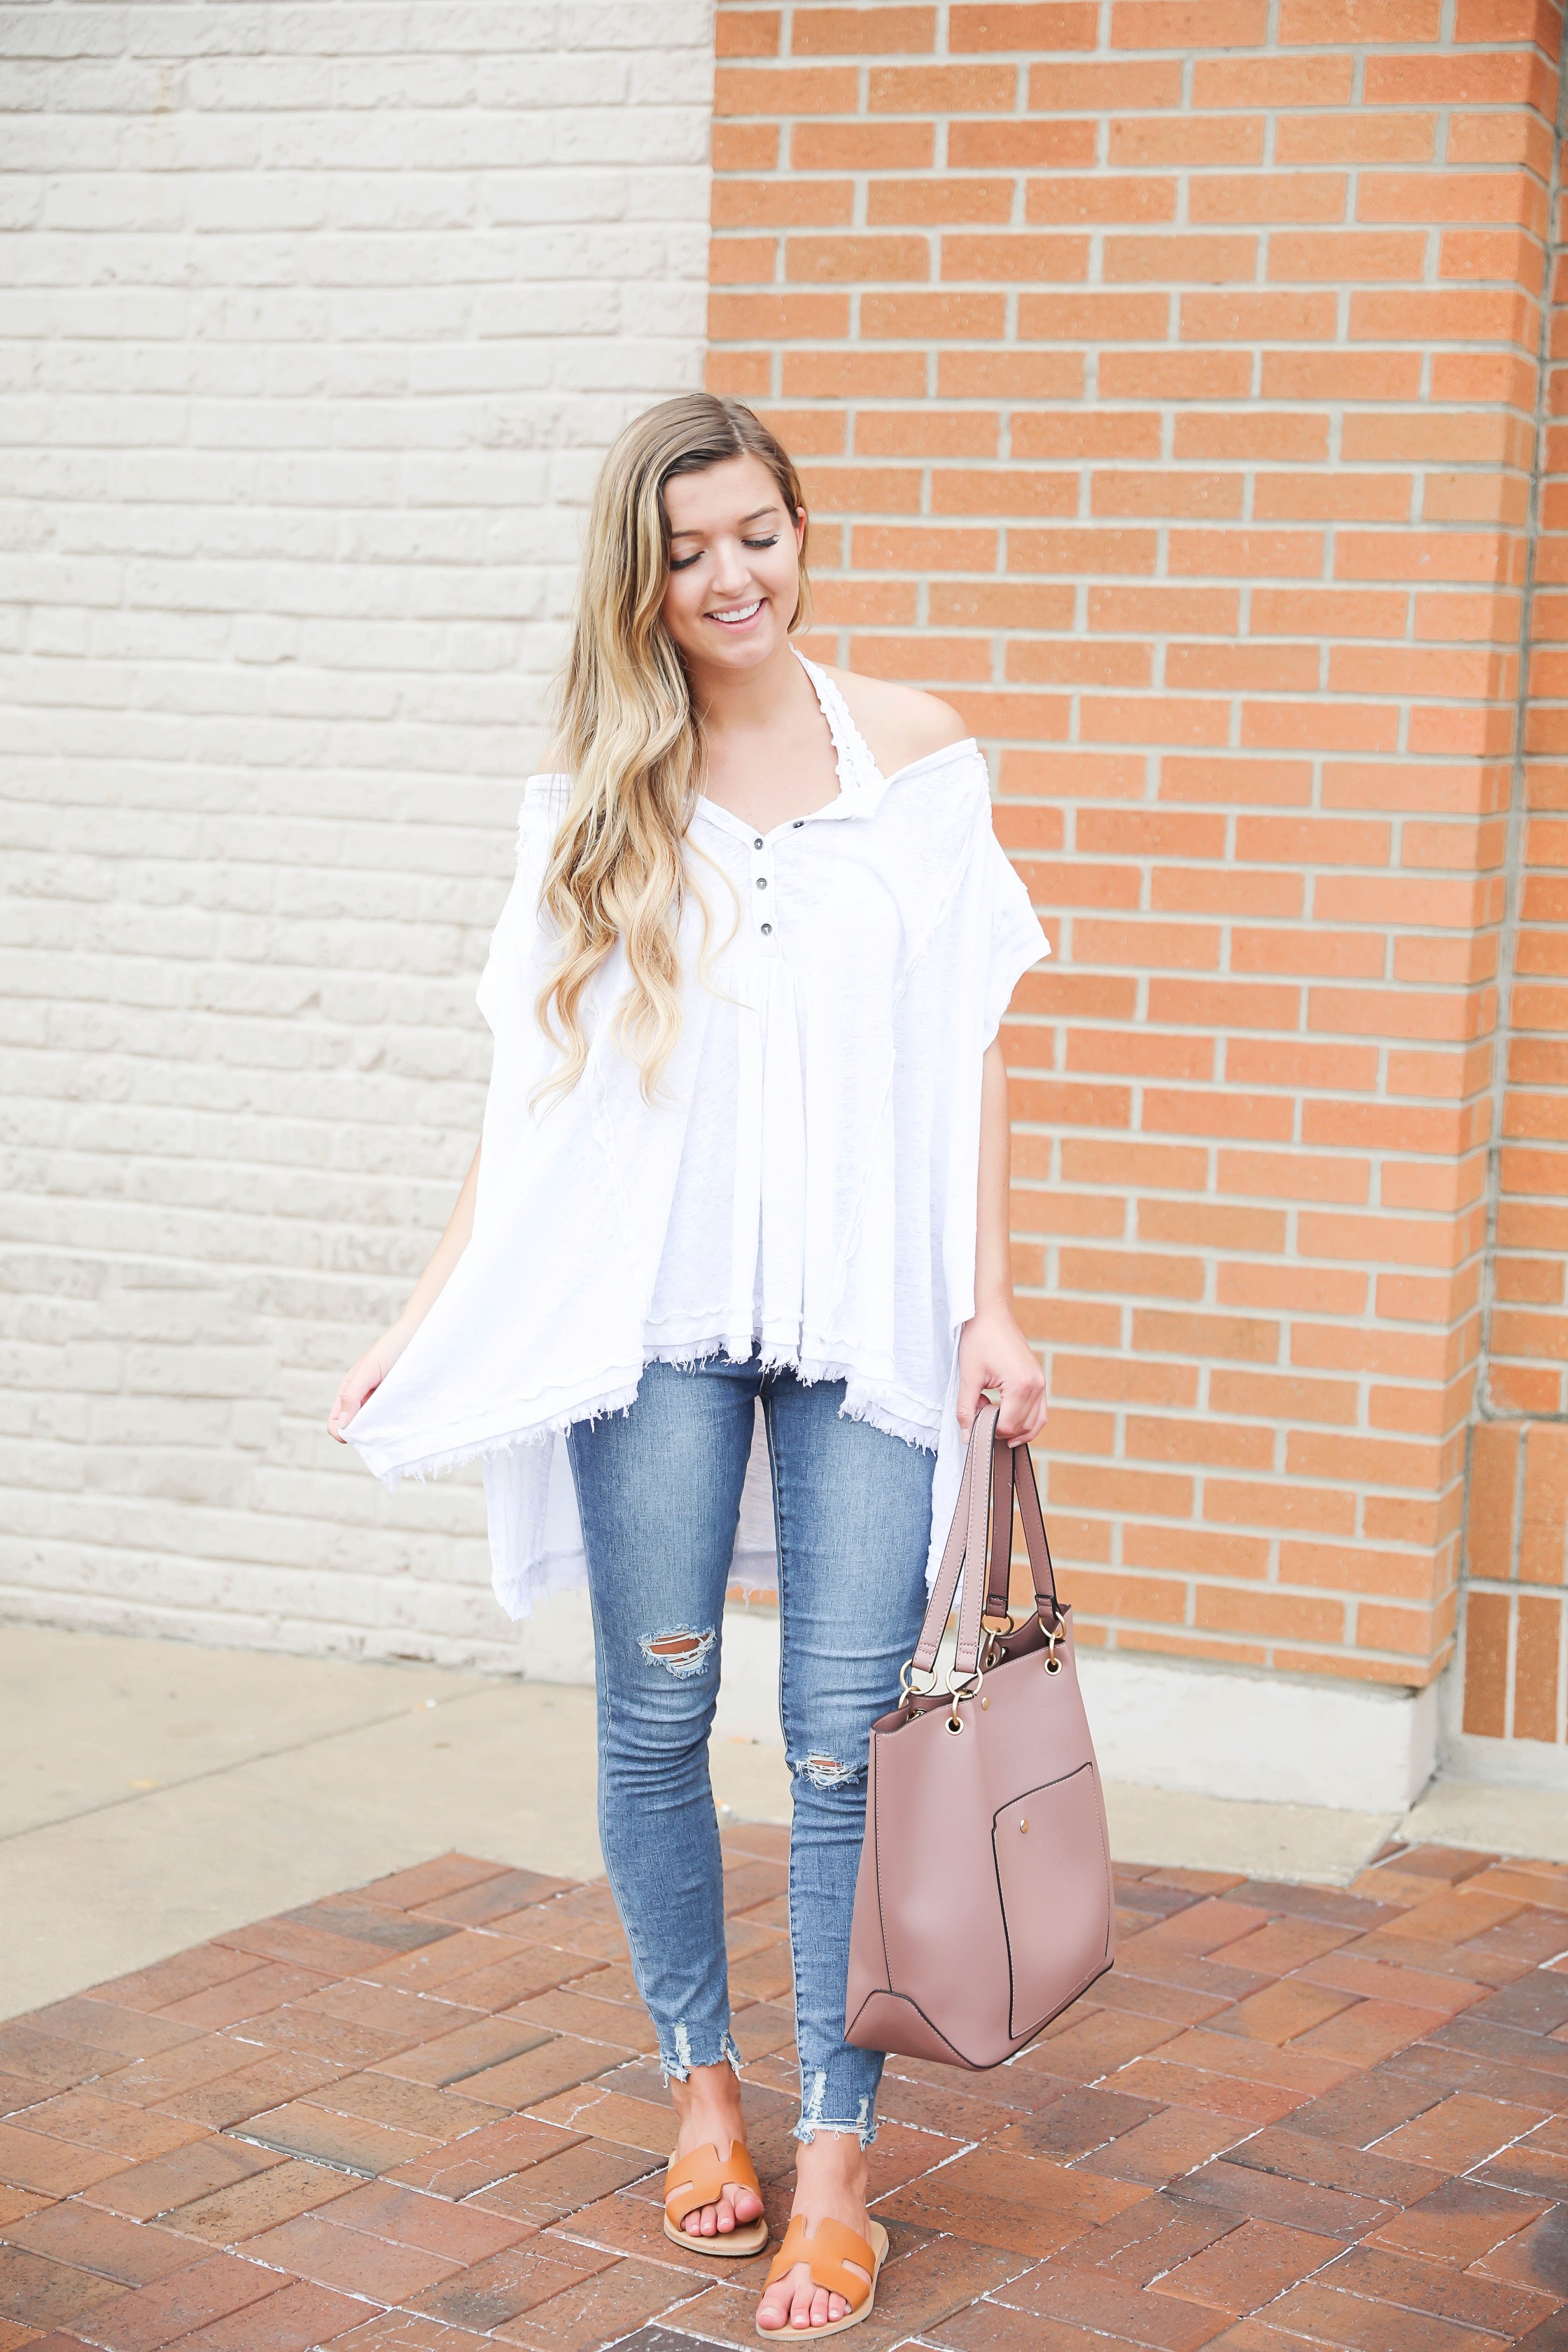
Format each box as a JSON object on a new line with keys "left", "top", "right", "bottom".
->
{"left": 668, "top": 534, "right": 780, "bottom": 572}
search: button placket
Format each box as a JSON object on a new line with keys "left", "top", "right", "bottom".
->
{"left": 751, "top": 832, "right": 776, "bottom": 948}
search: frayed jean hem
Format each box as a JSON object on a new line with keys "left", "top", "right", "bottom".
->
{"left": 795, "top": 2066, "right": 878, "bottom": 2148}
{"left": 657, "top": 2026, "right": 742, "bottom": 2087}
{"left": 793, "top": 2113, "right": 877, "bottom": 2150}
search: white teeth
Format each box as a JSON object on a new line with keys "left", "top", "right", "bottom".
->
{"left": 709, "top": 598, "right": 762, "bottom": 622}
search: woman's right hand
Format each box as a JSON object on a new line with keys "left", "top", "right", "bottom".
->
{"left": 328, "top": 1324, "right": 410, "bottom": 1443}
{"left": 327, "top": 1142, "right": 483, "bottom": 1447}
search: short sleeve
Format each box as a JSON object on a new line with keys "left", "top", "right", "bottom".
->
{"left": 475, "top": 775, "right": 570, "bottom": 1030}
{"left": 980, "top": 821, "right": 1049, "bottom": 1042}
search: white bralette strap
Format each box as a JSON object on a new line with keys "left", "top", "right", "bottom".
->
{"left": 796, "top": 650, "right": 883, "bottom": 801}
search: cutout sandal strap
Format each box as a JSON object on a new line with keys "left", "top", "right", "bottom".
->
{"left": 665, "top": 2140, "right": 761, "bottom": 2226}
{"left": 762, "top": 2216, "right": 876, "bottom": 2312}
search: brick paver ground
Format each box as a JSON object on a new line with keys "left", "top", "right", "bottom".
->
{"left": 1, "top": 1831, "right": 1565, "bottom": 2351}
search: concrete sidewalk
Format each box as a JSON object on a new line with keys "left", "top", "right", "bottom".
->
{"left": 5, "top": 1623, "right": 1567, "bottom": 2022}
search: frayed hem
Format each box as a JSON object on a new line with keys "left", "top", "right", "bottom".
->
{"left": 643, "top": 1340, "right": 754, "bottom": 1373}
{"left": 638, "top": 1343, "right": 941, "bottom": 1453}
{"left": 658, "top": 2029, "right": 741, "bottom": 2088}
{"left": 795, "top": 2078, "right": 874, "bottom": 2148}
{"left": 354, "top": 1376, "right": 643, "bottom": 1488}
{"left": 792, "top": 2118, "right": 877, "bottom": 2150}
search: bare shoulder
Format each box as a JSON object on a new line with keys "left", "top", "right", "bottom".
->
{"left": 827, "top": 666, "right": 973, "bottom": 779}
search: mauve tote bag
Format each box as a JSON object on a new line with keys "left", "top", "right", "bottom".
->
{"left": 846, "top": 1402, "right": 1115, "bottom": 2071}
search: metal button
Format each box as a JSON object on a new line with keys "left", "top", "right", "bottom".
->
{"left": 761, "top": 922, "right": 772, "bottom": 935}
{"left": 753, "top": 836, "right": 764, "bottom": 849}
{"left": 755, "top": 876, "right": 767, "bottom": 890}
{"left": 793, "top": 820, "right": 804, "bottom": 828}
{"left": 1019, "top": 1819, "right": 1029, "bottom": 1833}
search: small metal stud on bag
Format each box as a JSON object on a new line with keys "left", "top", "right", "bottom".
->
{"left": 845, "top": 1402, "right": 1115, "bottom": 2071}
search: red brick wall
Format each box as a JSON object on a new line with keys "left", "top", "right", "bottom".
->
{"left": 1462, "top": 67, "right": 1568, "bottom": 1751}
{"left": 708, "top": 1, "right": 1563, "bottom": 1707}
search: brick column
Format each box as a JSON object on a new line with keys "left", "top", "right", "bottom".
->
{"left": 1463, "top": 40, "right": 1568, "bottom": 1758}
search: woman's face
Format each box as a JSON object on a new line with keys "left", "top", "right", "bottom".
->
{"left": 659, "top": 453, "right": 805, "bottom": 677}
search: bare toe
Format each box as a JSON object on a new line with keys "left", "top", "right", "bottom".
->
{"left": 757, "top": 2281, "right": 792, "bottom": 2332}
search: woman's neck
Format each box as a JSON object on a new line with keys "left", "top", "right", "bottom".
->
{"left": 687, "top": 638, "right": 806, "bottom": 745}
{"left": 692, "top": 640, "right": 841, "bottom": 830}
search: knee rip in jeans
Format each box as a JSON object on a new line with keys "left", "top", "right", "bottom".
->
{"left": 639, "top": 1626, "right": 715, "bottom": 1679}
{"left": 794, "top": 1751, "right": 862, "bottom": 1791}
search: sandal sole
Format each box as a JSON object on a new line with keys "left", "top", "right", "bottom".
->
{"left": 665, "top": 2214, "right": 770, "bottom": 2258}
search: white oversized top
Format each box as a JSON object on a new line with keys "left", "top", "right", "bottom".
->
{"left": 347, "top": 655, "right": 1049, "bottom": 1619}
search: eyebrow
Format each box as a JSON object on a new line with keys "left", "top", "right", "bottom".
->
{"left": 668, "top": 503, "right": 781, "bottom": 540}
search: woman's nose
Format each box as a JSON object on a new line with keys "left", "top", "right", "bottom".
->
{"left": 706, "top": 539, "right": 751, "bottom": 596}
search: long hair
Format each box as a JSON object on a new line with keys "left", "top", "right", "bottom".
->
{"left": 536, "top": 394, "right": 811, "bottom": 1102}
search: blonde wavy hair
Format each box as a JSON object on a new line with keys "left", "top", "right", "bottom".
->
{"left": 536, "top": 394, "right": 811, "bottom": 1102}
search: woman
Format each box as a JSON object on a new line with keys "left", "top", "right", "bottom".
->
{"left": 331, "top": 395, "right": 1048, "bottom": 2337}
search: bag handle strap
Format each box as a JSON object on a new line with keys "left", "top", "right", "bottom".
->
{"left": 1000, "top": 1429, "right": 1060, "bottom": 1630}
{"left": 907, "top": 1403, "right": 1063, "bottom": 1684}
{"left": 910, "top": 1402, "right": 995, "bottom": 1677}
{"left": 986, "top": 1438, "right": 1014, "bottom": 1621}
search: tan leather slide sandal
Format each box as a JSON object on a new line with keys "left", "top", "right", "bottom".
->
{"left": 755, "top": 2214, "right": 889, "bottom": 2337}
{"left": 663, "top": 2138, "right": 769, "bottom": 2257}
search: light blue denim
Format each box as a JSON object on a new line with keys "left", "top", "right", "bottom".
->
{"left": 566, "top": 1352, "right": 934, "bottom": 2146}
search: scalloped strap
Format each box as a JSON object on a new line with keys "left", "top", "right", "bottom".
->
{"left": 664, "top": 2139, "right": 762, "bottom": 2227}
{"left": 763, "top": 2214, "right": 876, "bottom": 2311}
{"left": 795, "top": 650, "right": 884, "bottom": 800}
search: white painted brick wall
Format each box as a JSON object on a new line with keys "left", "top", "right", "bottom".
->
{"left": 0, "top": 0, "right": 716, "bottom": 1671}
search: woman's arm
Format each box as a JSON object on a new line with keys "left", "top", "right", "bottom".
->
{"left": 955, "top": 1037, "right": 1048, "bottom": 1444}
{"left": 328, "top": 1142, "right": 482, "bottom": 1441}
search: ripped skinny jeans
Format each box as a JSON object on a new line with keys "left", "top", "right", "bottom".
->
{"left": 566, "top": 1352, "right": 933, "bottom": 2147}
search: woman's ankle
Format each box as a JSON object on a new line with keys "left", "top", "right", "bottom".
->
{"left": 671, "top": 2059, "right": 746, "bottom": 2145}
{"left": 794, "top": 2130, "right": 869, "bottom": 2201}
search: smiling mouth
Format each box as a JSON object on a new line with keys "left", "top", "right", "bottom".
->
{"left": 706, "top": 598, "right": 764, "bottom": 626}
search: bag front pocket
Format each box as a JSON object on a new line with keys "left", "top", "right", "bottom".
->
{"left": 992, "top": 1761, "right": 1114, "bottom": 2044}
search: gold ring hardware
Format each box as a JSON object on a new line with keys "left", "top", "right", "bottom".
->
{"left": 944, "top": 1662, "right": 982, "bottom": 1735}
{"left": 1045, "top": 1653, "right": 1063, "bottom": 1675}
{"left": 899, "top": 1658, "right": 939, "bottom": 1705}
{"left": 1040, "top": 1618, "right": 1064, "bottom": 1676}
{"left": 979, "top": 1612, "right": 1016, "bottom": 1674}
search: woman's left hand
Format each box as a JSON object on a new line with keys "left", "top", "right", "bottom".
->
{"left": 957, "top": 1306, "right": 1047, "bottom": 1444}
